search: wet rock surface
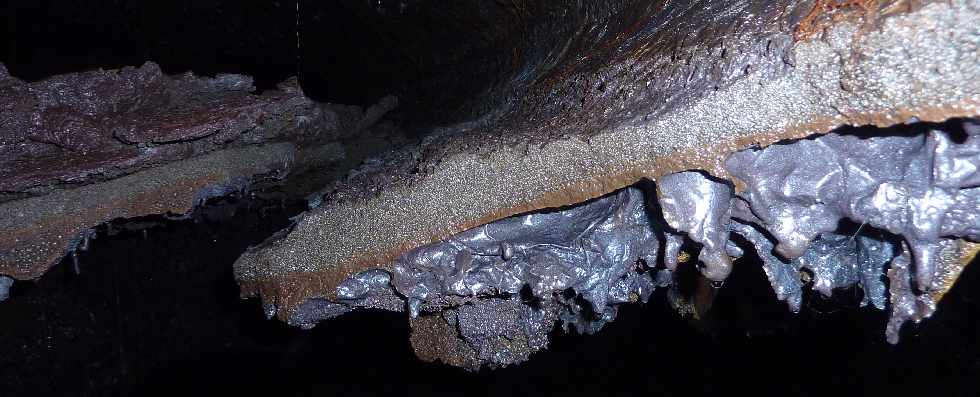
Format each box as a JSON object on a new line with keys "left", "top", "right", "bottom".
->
{"left": 389, "top": 186, "right": 660, "bottom": 315}
{"left": 726, "top": 122, "right": 980, "bottom": 290}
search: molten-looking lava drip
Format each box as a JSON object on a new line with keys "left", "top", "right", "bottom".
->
{"left": 1, "top": 0, "right": 979, "bottom": 370}
{"left": 232, "top": 0, "right": 980, "bottom": 368}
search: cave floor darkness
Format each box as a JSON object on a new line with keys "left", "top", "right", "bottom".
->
{"left": 1, "top": 193, "right": 978, "bottom": 397}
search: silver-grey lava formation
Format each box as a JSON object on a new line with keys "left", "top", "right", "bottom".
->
{"left": 273, "top": 120, "right": 980, "bottom": 369}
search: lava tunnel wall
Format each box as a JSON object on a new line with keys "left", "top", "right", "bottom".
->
{"left": 2, "top": 0, "right": 980, "bottom": 394}
{"left": 2, "top": 0, "right": 585, "bottom": 121}
{"left": 229, "top": 0, "right": 980, "bottom": 369}
{"left": 0, "top": 0, "right": 808, "bottom": 125}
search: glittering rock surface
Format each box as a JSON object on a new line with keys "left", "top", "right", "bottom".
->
{"left": 243, "top": 119, "right": 980, "bottom": 369}
{"left": 234, "top": 1, "right": 980, "bottom": 326}
{"left": 0, "top": 63, "right": 404, "bottom": 280}
{"left": 2, "top": 0, "right": 977, "bottom": 373}
{"left": 1, "top": 62, "right": 314, "bottom": 199}
{"left": 230, "top": 0, "right": 980, "bottom": 369}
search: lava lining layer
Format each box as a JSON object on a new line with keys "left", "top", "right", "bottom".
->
{"left": 235, "top": 1, "right": 980, "bottom": 320}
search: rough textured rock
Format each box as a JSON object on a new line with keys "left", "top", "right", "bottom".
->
{"left": 231, "top": 0, "right": 980, "bottom": 367}
{"left": 410, "top": 298, "right": 559, "bottom": 370}
{"left": 0, "top": 62, "right": 404, "bottom": 281}
{"left": 1, "top": 62, "right": 313, "bottom": 200}
{"left": 235, "top": 0, "right": 980, "bottom": 322}
{"left": 0, "top": 143, "right": 295, "bottom": 280}
{"left": 7, "top": 0, "right": 972, "bottom": 372}
{"left": 267, "top": 120, "right": 980, "bottom": 368}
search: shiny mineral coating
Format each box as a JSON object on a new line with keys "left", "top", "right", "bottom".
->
{"left": 387, "top": 186, "right": 660, "bottom": 315}
{"left": 235, "top": 1, "right": 980, "bottom": 318}
{"left": 883, "top": 240, "right": 978, "bottom": 344}
{"left": 657, "top": 171, "right": 733, "bottom": 281}
{"left": 0, "top": 143, "right": 295, "bottom": 280}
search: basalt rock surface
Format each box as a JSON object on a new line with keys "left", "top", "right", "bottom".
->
{"left": 3, "top": 0, "right": 979, "bottom": 373}
{"left": 233, "top": 0, "right": 980, "bottom": 369}
{"left": 0, "top": 62, "right": 404, "bottom": 280}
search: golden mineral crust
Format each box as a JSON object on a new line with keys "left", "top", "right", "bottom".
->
{"left": 234, "top": 0, "right": 980, "bottom": 319}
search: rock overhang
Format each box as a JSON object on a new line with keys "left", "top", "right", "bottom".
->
{"left": 234, "top": 0, "right": 980, "bottom": 321}
{"left": 0, "top": 61, "right": 405, "bottom": 281}
{"left": 0, "top": 0, "right": 978, "bottom": 372}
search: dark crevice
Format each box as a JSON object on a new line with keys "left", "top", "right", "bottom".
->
{"left": 765, "top": 117, "right": 979, "bottom": 149}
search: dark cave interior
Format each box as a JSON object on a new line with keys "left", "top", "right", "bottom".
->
{"left": 1, "top": 0, "right": 522, "bottom": 126}
{"left": 1, "top": 1, "right": 980, "bottom": 396}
